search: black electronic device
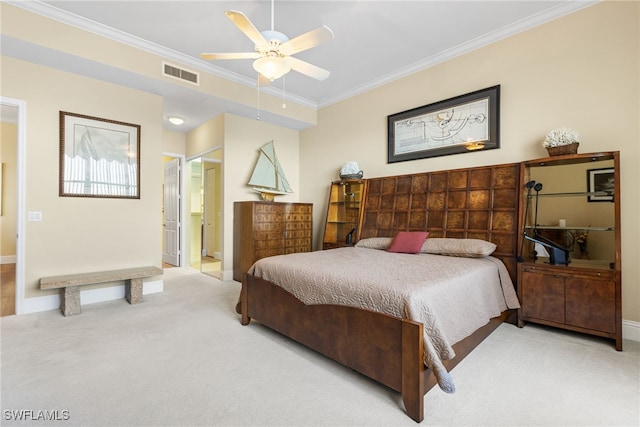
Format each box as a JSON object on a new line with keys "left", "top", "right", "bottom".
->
{"left": 524, "top": 233, "right": 570, "bottom": 266}
{"left": 345, "top": 228, "right": 356, "bottom": 245}
{"left": 520, "top": 179, "right": 570, "bottom": 265}
{"left": 518, "top": 180, "right": 537, "bottom": 262}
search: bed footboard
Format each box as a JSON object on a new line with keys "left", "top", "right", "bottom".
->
{"left": 241, "top": 273, "right": 515, "bottom": 423}
{"left": 242, "top": 273, "right": 427, "bottom": 422}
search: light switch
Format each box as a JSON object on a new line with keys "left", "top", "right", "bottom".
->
{"left": 28, "top": 211, "right": 42, "bottom": 221}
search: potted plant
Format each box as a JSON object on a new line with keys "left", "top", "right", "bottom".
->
{"left": 542, "top": 127, "right": 580, "bottom": 156}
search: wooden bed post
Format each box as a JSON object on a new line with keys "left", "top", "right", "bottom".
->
{"left": 402, "top": 320, "right": 425, "bottom": 423}
{"left": 240, "top": 275, "right": 250, "bottom": 325}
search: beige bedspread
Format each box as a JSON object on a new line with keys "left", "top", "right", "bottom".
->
{"left": 248, "top": 247, "right": 520, "bottom": 393}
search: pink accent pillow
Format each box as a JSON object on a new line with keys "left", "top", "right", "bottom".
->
{"left": 387, "top": 231, "right": 429, "bottom": 254}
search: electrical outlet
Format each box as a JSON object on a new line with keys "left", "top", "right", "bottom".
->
{"left": 28, "top": 211, "right": 42, "bottom": 221}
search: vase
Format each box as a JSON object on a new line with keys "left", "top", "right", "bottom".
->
{"left": 578, "top": 244, "right": 590, "bottom": 260}
{"left": 546, "top": 142, "right": 579, "bottom": 157}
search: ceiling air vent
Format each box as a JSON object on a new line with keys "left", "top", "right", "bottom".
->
{"left": 163, "top": 62, "right": 199, "bottom": 85}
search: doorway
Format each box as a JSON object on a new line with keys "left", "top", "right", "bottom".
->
{"left": 187, "top": 149, "right": 222, "bottom": 279}
{"left": 1, "top": 98, "right": 25, "bottom": 316}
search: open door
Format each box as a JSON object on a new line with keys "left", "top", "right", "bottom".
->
{"left": 162, "top": 158, "right": 180, "bottom": 266}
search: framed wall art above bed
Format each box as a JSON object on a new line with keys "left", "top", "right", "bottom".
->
{"left": 387, "top": 85, "right": 500, "bottom": 163}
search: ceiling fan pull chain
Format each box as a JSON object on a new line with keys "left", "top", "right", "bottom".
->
{"left": 256, "top": 74, "right": 261, "bottom": 121}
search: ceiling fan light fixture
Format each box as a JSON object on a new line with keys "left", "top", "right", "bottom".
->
{"left": 168, "top": 116, "right": 185, "bottom": 125}
{"left": 253, "top": 56, "right": 290, "bottom": 81}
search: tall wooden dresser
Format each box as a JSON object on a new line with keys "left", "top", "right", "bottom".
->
{"left": 233, "top": 201, "right": 313, "bottom": 282}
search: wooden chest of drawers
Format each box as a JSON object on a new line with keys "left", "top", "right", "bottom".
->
{"left": 233, "top": 201, "right": 312, "bottom": 282}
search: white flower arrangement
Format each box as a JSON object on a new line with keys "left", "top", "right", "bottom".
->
{"left": 543, "top": 127, "right": 581, "bottom": 148}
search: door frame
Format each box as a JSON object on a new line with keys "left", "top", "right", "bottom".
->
{"left": 1, "top": 97, "right": 26, "bottom": 314}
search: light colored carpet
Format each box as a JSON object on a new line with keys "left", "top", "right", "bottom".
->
{"left": 1, "top": 267, "right": 638, "bottom": 427}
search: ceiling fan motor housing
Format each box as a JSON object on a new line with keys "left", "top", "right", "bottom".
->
{"left": 257, "top": 30, "right": 289, "bottom": 56}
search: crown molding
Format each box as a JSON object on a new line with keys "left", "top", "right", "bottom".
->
{"left": 5, "top": 0, "right": 317, "bottom": 109}
{"left": 317, "top": 0, "right": 599, "bottom": 108}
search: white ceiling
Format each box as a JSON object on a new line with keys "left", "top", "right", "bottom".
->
{"left": 3, "top": 1, "right": 597, "bottom": 132}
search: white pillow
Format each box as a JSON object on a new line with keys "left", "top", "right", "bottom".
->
{"left": 421, "top": 238, "right": 497, "bottom": 257}
{"left": 354, "top": 237, "right": 393, "bottom": 250}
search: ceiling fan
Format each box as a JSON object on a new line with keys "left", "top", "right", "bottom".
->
{"left": 200, "top": 0, "right": 334, "bottom": 84}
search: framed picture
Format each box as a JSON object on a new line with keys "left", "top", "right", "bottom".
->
{"left": 387, "top": 85, "right": 500, "bottom": 163}
{"left": 59, "top": 111, "right": 141, "bottom": 199}
{"left": 587, "top": 167, "right": 615, "bottom": 202}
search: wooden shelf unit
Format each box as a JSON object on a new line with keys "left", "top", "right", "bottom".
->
{"left": 323, "top": 180, "right": 365, "bottom": 249}
{"left": 517, "top": 151, "right": 621, "bottom": 350}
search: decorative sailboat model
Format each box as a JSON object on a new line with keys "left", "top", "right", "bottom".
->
{"left": 248, "top": 140, "right": 293, "bottom": 201}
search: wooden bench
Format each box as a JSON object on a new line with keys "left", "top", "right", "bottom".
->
{"left": 40, "top": 266, "right": 163, "bottom": 316}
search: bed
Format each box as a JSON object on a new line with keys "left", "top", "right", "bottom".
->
{"left": 239, "top": 163, "right": 522, "bottom": 422}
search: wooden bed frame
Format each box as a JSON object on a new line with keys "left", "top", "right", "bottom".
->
{"left": 240, "top": 162, "right": 521, "bottom": 423}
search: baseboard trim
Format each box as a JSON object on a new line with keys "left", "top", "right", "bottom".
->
{"left": 1, "top": 255, "right": 16, "bottom": 264}
{"left": 221, "top": 269, "right": 234, "bottom": 282}
{"left": 21, "top": 280, "right": 164, "bottom": 314}
{"left": 622, "top": 319, "right": 640, "bottom": 342}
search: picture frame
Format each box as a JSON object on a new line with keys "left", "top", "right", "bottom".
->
{"left": 59, "top": 111, "right": 140, "bottom": 199}
{"left": 387, "top": 85, "right": 500, "bottom": 163}
{"left": 587, "top": 167, "right": 615, "bottom": 202}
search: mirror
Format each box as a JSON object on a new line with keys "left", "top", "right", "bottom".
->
{"left": 187, "top": 149, "right": 222, "bottom": 278}
{"left": 526, "top": 159, "right": 615, "bottom": 263}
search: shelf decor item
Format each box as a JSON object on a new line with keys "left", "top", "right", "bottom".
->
{"left": 247, "top": 140, "right": 293, "bottom": 201}
{"left": 575, "top": 229, "right": 590, "bottom": 259}
{"left": 339, "top": 161, "right": 363, "bottom": 180}
{"left": 587, "top": 167, "right": 615, "bottom": 202}
{"left": 542, "top": 127, "right": 580, "bottom": 156}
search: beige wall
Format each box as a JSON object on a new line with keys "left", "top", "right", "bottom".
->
{"left": 1, "top": 56, "right": 164, "bottom": 299}
{"left": 300, "top": 1, "right": 640, "bottom": 322}
{"left": 0, "top": 121, "right": 17, "bottom": 257}
{"left": 184, "top": 113, "right": 300, "bottom": 279}
{"left": 162, "top": 130, "right": 186, "bottom": 155}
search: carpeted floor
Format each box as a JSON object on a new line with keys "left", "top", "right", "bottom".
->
{"left": 1, "top": 267, "right": 638, "bottom": 426}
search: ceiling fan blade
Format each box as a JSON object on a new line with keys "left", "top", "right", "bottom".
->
{"left": 225, "top": 10, "right": 267, "bottom": 47}
{"left": 279, "top": 25, "right": 334, "bottom": 56}
{"left": 200, "top": 52, "right": 261, "bottom": 60}
{"left": 285, "top": 57, "right": 330, "bottom": 81}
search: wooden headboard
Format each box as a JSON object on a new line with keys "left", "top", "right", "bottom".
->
{"left": 357, "top": 162, "right": 521, "bottom": 282}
